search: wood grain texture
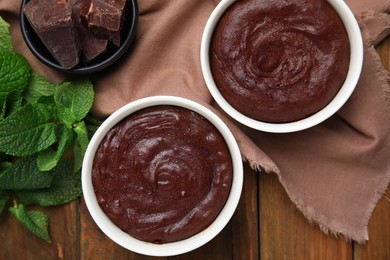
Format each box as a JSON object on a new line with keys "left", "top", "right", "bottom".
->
{"left": 354, "top": 188, "right": 390, "bottom": 260}
{"left": 0, "top": 201, "right": 78, "bottom": 259}
{"left": 231, "top": 164, "right": 259, "bottom": 260}
{"left": 259, "top": 172, "right": 353, "bottom": 260}
{"left": 354, "top": 41, "right": 390, "bottom": 260}
{"left": 79, "top": 198, "right": 158, "bottom": 260}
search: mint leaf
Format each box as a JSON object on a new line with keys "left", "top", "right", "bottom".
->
{"left": 74, "top": 121, "right": 89, "bottom": 156}
{"left": 9, "top": 204, "right": 51, "bottom": 243}
{"left": 73, "top": 121, "right": 89, "bottom": 173}
{"left": 56, "top": 103, "right": 77, "bottom": 127}
{"left": 0, "top": 190, "right": 9, "bottom": 214}
{"left": 0, "top": 17, "right": 12, "bottom": 51}
{"left": 54, "top": 79, "right": 94, "bottom": 121}
{"left": 37, "top": 126, "right": 76, "bottom": 172}
{"left": 14, "top": 161, "right": 82, "bottom": 206}
{"left": 0, "top": 103, "right": 57, "bottom": 156}
{"left": 1, "top": 90, "right": 22, "bottom": 120}
{"left": 1, "top": 90, "right": 23, "bottom": 119}
{"left": 0, "top": 50, "right": 31, "bottom": 106}
{"left": 23, "top": 73, "right": 56, "bottom": 104}
{"left": 0, "top": 151, "right": 10, "bottom": 163}
{"left": 0, "top": 156, "right": 53, "bottom": 190}
{"left": 0, "top": 161, "right": 11, "bottom": 172}
{"left": 73, "top": 143, "right": 82, "bottom": 174}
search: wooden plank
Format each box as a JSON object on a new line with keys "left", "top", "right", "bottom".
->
{"left": 231, "top": 163, "right": 259, "bottom": 259}
{"left": 353, "top": 188, "right": 390, "bottom": 260}
{"left": 352, "top": 32, "right": 390, "bottom": 260}
{"left": 48, "top": 200, "right": 79, "bottom": 259}
{"left": 79, "top": 198, "right": 163, "bottom": 260}
{"left": 375, "top": 33, "right": 390, "bottom": 72}
{"left": 172, "top": 224, "right": 233, "bottom": 260}
{"left": 0, "top": 201, "right": 78, "bottom": 259}
{"left": 259, "top": 172, "right": 353, "bottom": 260}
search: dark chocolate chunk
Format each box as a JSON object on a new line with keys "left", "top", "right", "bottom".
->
{"left": 78, "top": 25, "right": 108, "bottom": 63}
{"left": 24, "top": 0, "right": 81, "bottom": 69}
{"left": 70, "top": 0, "right": 108, "bottom": 63}
{"left": 81, "top": 0, "right": 126, "bottom": 47}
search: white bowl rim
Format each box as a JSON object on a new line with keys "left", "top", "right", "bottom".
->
{"left": 82, "top": 95, "right": 243, "bottom": 257}
{"left": 200, "top": 0, "right": 364, "bottom": 133}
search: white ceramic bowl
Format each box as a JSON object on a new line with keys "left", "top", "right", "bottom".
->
{"left": 200, "top": 0, "right": 363, "bottom": 133}
{"left": 82, "top": 96, "right": 243, "bottom": 256}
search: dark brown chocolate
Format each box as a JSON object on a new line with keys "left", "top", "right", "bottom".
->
{"left": 70, "top": 0, "right": 108, "bottom": 63}
{"left": 210, "top": 0, "right": 350, "bottom": 123}
{"left": 92, "top": 106, "right": 233, "bottom": 243}
{"left": 24, "top": 0, "right": 81, "bottom": 69}
{"left": 78, "top": 25, "right": 109, "bottom": 63}
{"left": 81, "top": 0, "right": 126, "bottom": 47}
{"left": 24, "top": 0, "right": 129, "bottom": 68}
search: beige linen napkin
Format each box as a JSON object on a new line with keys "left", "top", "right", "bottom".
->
{"left": 1, "top": 0, "right": 389, "bottom": 243}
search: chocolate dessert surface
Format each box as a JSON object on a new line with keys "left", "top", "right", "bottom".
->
{"left": 92, "top": 105, "right": 233, "bottom": 243}
{"left": 210, "top": 0, "right": 350, "bottom": 123}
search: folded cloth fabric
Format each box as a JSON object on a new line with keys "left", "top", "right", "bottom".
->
{"left": 1, "top": 0, "right": 389, "bottom": 243}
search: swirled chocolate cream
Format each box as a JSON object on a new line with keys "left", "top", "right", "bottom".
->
{"left": 92, "top": 106, "right": 233, "bottom": 243}
{"left": 210, "top": 0, "right": 350, "bottom": 122}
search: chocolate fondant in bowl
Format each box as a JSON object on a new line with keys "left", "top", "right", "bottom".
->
{"left": 82, "top": 96, "right": 243, "bottom": 256}
{"left": 201, "top": 0, "right": 363, "bottom": 133}
{"left": 20, "top": 0, "right": 138, "bottom": 74}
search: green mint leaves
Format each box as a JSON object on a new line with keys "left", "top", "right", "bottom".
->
{"left": 0, "top": 16, "right": 100, "bottom": 243}
{"left": 0, "top": 51, "right": 31, "bottom": 107}
{"left": 0, "top": 156, "right": 53, "bottom": 190}
{"left": 55, "top": 80, "right": 94, "bottom": 121}
{"left": 9, "top": 204, "right": 51, "bottom": 243}
{"left": 24, "top": 73, "right": 56, "bottom": 104}
{"left": 0, "top": 80, "right": 94, "bottom": 168}
{"left": 15, "top": 161, "right": 82, "bottom": 207}
{"left": 0, "top": 103, "right": 57, "bottom": 156}
{"left": 0, "top": 16, "right": 12, "bottom": 51}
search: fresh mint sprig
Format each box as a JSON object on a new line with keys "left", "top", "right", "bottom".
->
{"left": 14, "top": 160, "right": 82, "bottom": 207}
{"left": 0, "top": 16, "right": 101, "bottom": 242}
{"left": 9, "top": 203, "right": 51, "bottom": 243}
{"left": 0, "top": 103, "right": 58, "bottom": 156}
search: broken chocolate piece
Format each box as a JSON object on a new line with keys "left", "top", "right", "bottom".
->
{"left": 78, "top": 25, "right": 108, "bottom": 63}
{"left": 24, "top": 0, "right": 81, "bottom": 69}
{"left": 81, "top": 0, "right": 127, "bottom": 47}
{"left": 71, "top": 0, "right": 108, "bottom": 63}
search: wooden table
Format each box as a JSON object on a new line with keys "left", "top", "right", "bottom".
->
{"left": 1, "top": 40, "right": 389, "bottom": 260}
